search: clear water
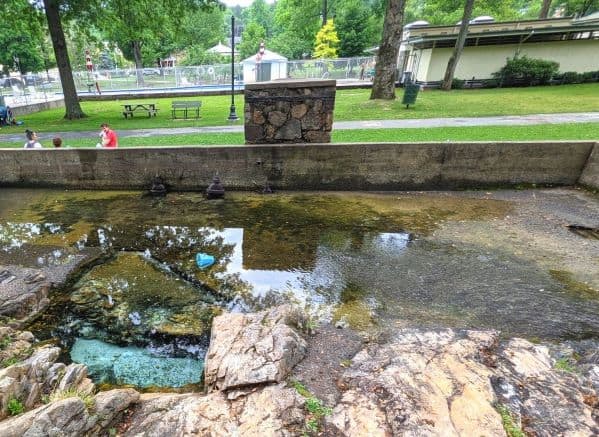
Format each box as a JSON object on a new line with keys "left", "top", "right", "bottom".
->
{"left": 1, "top": 188, "right": 597, "bottom": 388}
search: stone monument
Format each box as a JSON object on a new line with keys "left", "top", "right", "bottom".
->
{"left": 244, "top": 79, "right": 336, "bottom": 144}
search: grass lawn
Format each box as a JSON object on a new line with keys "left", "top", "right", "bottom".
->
{"left": 1, "top": 123, "right": 596, "bottom": 148}
{"left": 0, "top": 83, "right": 597, "bottom": 136}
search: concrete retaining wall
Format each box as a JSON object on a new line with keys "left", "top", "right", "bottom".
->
{"left": 0, "top": 141, "right": 596, "bottom": 191}
{"left": 11, "top": 98, "right": 65, "bottom": 116}
{"left": 579, "top": 142, "right": 599, "bottom": 189}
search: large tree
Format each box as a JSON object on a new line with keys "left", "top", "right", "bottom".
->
{"left": 539, "top": 0, "right": 552, "bottom": 18}
{"left": 43, "top": 0, "right": 87, "bottom": 119}
{"left": 562, "top": 0, "right": 599, "bottom": 16}
{"left": 336, "top": 0, "right": 375, "bottom": 57}
{"left": 441, "top": 0, "right": 475, "bottom": 91}
{"left": 270, "top": 0, "right": 321, "bottom": 59}
{"left": 242, "top": 0, "right": 275, "bottom": 38}
{"left": 370, "top": 0, "right": 407, "bottom": 100}
{"left": 0, "top": 0, "right": 48, "bottom": 75}
{"left": 238, "top": 21, "right": 267, "bottom": 60}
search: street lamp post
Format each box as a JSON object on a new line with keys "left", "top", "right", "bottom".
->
{"left": 227, "top": 15, "right": 239, "bottom": 121}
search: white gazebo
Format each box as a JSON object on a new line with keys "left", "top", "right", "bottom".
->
{"left": 207, "top": 41, "right": 237, "bottom": 57}
{"left": 242, "top": 43, "right": 288, "bottom": 83}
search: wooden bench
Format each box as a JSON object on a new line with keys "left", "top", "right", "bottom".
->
{"left": 122, "top": 103, "right": 158, "bottom": 118}
{"left": 171, "top": 101, "right": 201, "bottom": 119}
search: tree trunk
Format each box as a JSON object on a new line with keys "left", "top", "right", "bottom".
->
{"left": 322, "top": 0, "right": 327, "bottom": 27}
{"left": 132, "top": 41, "right": 145, "bottom": 87}
{"left": 43, "top": 0, "right": 86, "bottom": 119}
{"left": 539, "top": 0, "right": 552, "bottom": 18}
{"left": 370, "top": 0, "right": 407, "bottom": 100}
{"left": 578, "top": 0, "right": 593, "bottom": 16}
{"left": 441, "top": 0, "right": 475, "bottom": 91}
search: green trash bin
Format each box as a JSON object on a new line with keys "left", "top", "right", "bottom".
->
{"left": 402, "top": 84, "right": 420, "bottom": 108}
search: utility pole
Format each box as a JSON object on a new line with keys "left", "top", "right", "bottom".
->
{"left": 227, "top": 15, "right": 239, "bottom": 121}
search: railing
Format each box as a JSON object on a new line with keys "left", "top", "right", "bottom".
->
{"left": 1, "top": 56, "right": 377, "bottom": 103}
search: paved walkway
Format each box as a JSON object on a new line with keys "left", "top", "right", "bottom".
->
{"left": 0, "top": 112, "right": 597, "bottom": 143}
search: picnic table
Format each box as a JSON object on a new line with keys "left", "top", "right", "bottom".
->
{"left": 122, "top": 103, "right": 158, "bottom": 118}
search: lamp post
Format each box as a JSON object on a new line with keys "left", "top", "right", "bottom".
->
{"left": 227, "top": 15, "right": 239, "bottom": 121}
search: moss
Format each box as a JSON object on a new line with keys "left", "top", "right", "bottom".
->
{"left": 49, "top": 388, "right": 95, "bottom": 411}
{"left": 495, "top": 404, "right": 525, "bottom": 437}
{"left": 332, "top": 299, "right": 376, "bottom": 331}
{"left": 554, "top": 356, "right": 577, "bottom": 373}
{"left": 549, "top": 269, "right": 598, "bottom": 299}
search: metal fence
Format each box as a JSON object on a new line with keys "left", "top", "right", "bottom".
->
{"left": 0, "top": 56, "right": 376, "bottom": 104}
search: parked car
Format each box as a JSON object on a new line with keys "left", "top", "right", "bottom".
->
{"left": 142, "top": 68, "right": 160, "bottom": 76}
{"left": 1, "top": 77, "right": 24, "bottom": 90}
{"left": 23, "top": 74, "right": 55, "bottom": 86}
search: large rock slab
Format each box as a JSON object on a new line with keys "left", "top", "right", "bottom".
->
{"left": 0, "top": 388, "right": 139, "bottom": 437}
{"left": 494, "top": 338, "right": 598, "bottom": 436}
{"left": 204, "top": 305, "right": 307, "bottom": 392}
{"left": 325, "top": 329, "right": 599, "bottom": 436}
{"left": 124, "top": 383, "right": 304, "bottom": 436}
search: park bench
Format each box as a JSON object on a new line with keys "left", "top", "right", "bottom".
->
{"left": 171, "top": 101, "right": 202, "bottom": 119}
{"left": 122, "top": 103, "right": 158, "bottom": 118}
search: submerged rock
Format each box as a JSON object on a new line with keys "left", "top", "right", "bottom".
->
{"left": 70, "top": 338, "right": 204, "bottom": 388}
{"left": 68, "top": 252, "right": 220, "bottom": 344}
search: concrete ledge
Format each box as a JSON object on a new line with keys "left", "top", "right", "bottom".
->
{"left": 0, "top": 141, "right": 595, "bottom": 191}
{"left": 579, "top": 142, "right": 599, "bottom": 189}
{"left": 11, "top": 98, "right": 65, "bottom": 116}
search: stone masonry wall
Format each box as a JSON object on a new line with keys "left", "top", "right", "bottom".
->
{"left": 244, "top": 79, "right": 336, "bottom": 144}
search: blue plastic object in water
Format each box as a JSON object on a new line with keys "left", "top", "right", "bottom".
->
{"left": 196, "top": 253, "right": 215, "bottom": 269}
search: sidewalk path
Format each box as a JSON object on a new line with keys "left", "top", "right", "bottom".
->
{"left": 1, "top": 112, "right": 597, "bottom": 143}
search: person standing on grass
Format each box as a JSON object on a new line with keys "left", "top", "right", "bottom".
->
{"left": 97, "top": 123, "right": 118, "bottom": 148}
{"left": 24, "top": 129, "right": 43, "bottom": 148}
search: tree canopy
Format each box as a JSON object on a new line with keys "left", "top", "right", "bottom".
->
{"left": 314, "top": 19, "right": 340, "bottom": 59}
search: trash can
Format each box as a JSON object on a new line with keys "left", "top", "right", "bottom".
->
{"left": 402, "top": 84, "right": 420, "bottom": 108}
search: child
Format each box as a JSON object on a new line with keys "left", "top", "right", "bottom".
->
{"left": 24, "top": 130, "right": 43, "bottom": 148}
{"left": 52, "top": 137, "right": 63, "bottom": 148}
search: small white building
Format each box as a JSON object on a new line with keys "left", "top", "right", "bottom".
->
{"left": 400, "top": 16, "right": 599, "bottom": 85}
{"left": 242, "top": 46, "right": 288, "bottom": 83}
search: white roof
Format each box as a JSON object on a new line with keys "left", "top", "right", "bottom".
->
{"left": 242, "top": 49, "right": 288, "bottom": 63}
{"left": 574, "top": 11, "right": 599, "bottom": 23}
{"left": 405, "top": 20, "right": 429, "bottom": 28}
{"left": 207, "top": 42, "right": 234, "bottom": 55}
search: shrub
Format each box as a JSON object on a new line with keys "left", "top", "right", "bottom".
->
{"left": 451, "top": 78, "right": 465, "bottom": 89}
{"left": 493, "top": 56, "right": 559, "bottom": 87}
{"left": 561, "top": 71, "right": 582, "bottom": 84}
{"left": 483, "top": 78, "right": 499, "bottom": 88}
{"left": 582, "top": 71, "right": 599, "bottom": 82}
{"left": 7, "top": 398, "right": 24, "bottom": 416}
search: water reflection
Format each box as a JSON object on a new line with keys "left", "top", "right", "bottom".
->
{"left": 0, "top": 189, "right": 597, "bottom": 345}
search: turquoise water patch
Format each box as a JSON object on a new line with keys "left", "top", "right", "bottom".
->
{"left": 70, "top": 338, "right": 204, "bottom": 388}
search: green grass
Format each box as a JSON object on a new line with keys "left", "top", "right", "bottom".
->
{"left": 335, "top": 83, "right": 599, "bottom": 121}
{"left": 1, "top": 122, "right": 596, "bottom": 148}
{"left": 0, "top": 83, "right": 597, "bottom": 136}
{"left": 554, "top": 356, "right": 577, "bottom": 373}
{"left": 495, "top": 404, "right": 525, "bottom": 437}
